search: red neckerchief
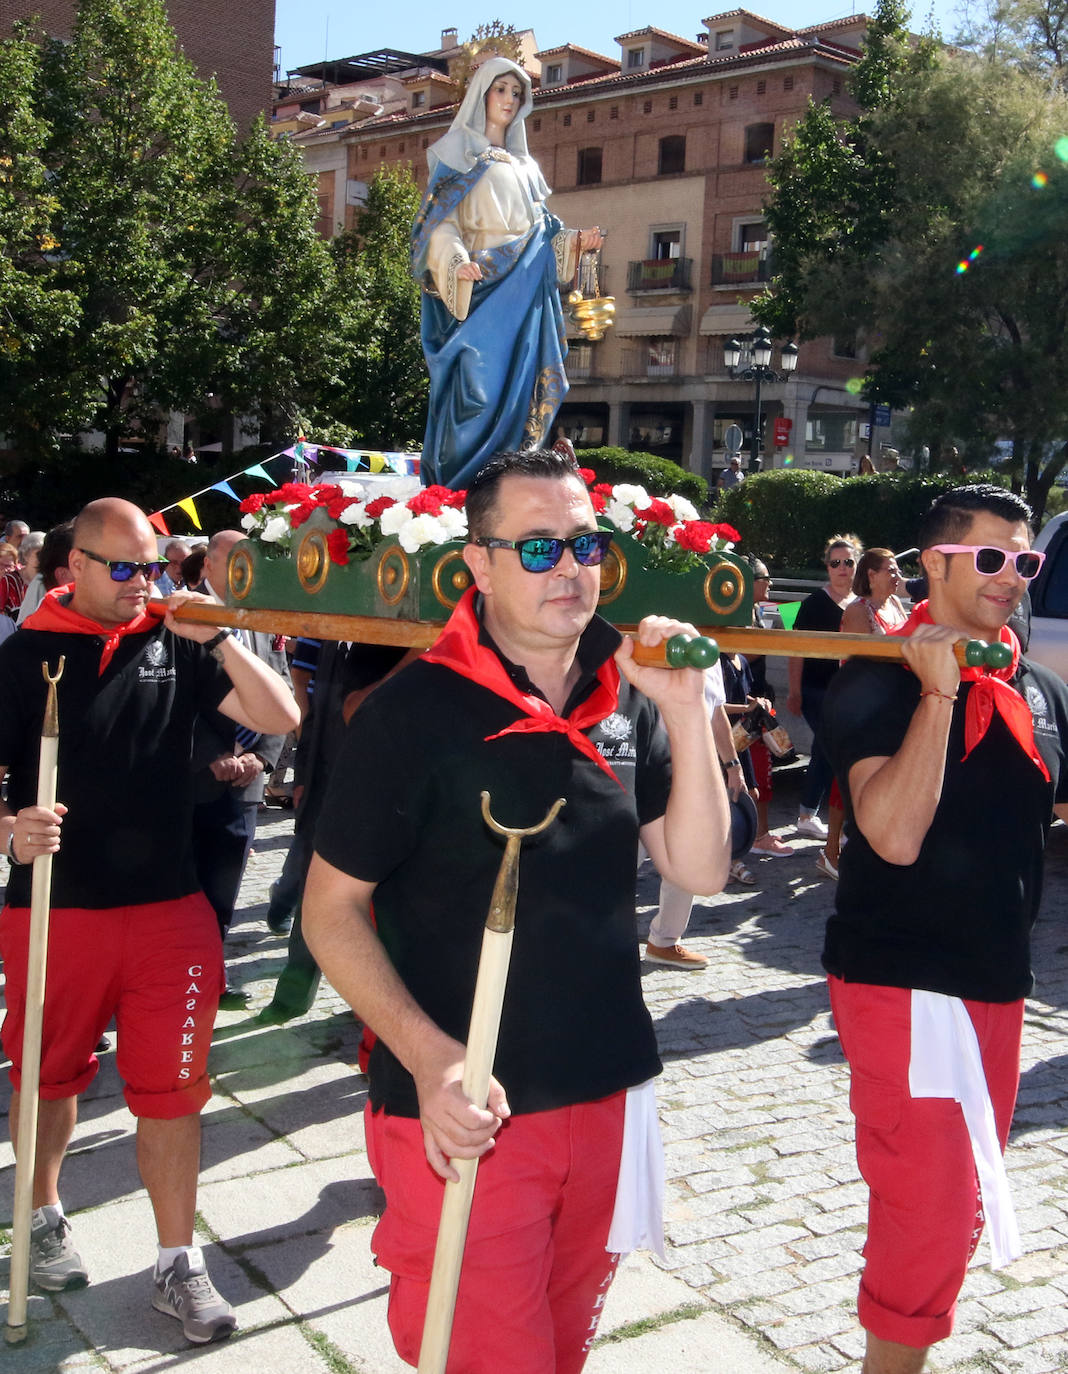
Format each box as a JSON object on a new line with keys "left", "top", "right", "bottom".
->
{"left": 893, "top": 600, "right": 1049, "bottom": 781}
{"left": 421, "top": 587, "right": 624, "bottom": 786}
{"left": 22, "top": 585, "right": 167, "bottom": 675}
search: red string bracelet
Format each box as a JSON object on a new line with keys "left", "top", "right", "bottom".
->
{"left": 920, "top": 688, "right": 958, "bottom": 704}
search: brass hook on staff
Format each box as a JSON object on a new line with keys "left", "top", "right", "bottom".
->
{"left": 480, "top": 791, "right": 566, "bottom": 934}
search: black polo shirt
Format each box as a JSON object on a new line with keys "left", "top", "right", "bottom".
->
{"left": 315, "top": 612, "right": 670, "bottom": 1117}
{"left": 821, "top": 656, "right": 1068, "bottom": 1002}
{"left": 0, "top": 623, "right": 232, "bottom": 909}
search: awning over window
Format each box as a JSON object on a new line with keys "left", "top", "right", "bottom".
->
{"left": 611, "top": 305, "right": 691, "bottom": 337}
{"left": 699, "top": 304, "right": 756, "bottom": 336}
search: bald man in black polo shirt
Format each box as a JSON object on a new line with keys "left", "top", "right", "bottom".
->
{"left": 0, "top": 498, "right": 298, "bottom": 1343}
{"left": 304, "top": 449, "right": 731, "bottom": 1373}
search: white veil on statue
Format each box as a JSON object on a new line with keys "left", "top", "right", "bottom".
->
{"left": 426, "top": 56, "right": 550, "bottom": 201}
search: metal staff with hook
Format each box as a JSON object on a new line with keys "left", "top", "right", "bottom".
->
{"left": 417, "top": 791, "right": 566, "bottom": 1374}
{"left": 5, "top": 657, "right": 66, "bottom": 1345}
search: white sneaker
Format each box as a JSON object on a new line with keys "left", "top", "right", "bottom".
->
{"left": 796, "top": 814, "right": 828, "bottom": 839}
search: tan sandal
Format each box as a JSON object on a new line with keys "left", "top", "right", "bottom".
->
{"left": 729, "top": 859, "right": 756, "bottom": 885}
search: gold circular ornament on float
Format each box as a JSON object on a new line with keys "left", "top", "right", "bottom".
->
{"left": 703, "top": 560, "right": 746, "bottom": 618}
{"left": 597, "top": 540, "right": 627, "bottom": 605}
{"left": 296, "top": 529, "right": 330, "bottom": 596}
{"left": 377, "top": 546, "right": 411, "bottom": 606}
{"left": 227, "top": 546, "right": 255, "bottom": 602}
{"left": 431, "top": 549, "right": 473, "bottom": 610}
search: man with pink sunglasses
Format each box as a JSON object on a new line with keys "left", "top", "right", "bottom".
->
{"left": 820, "top": 484, "right": 1068, "bottom": 1374}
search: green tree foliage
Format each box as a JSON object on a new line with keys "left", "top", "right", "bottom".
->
{"left": 955, "top": 0, "right": 1068, "bottom": 87}
{"left": 718, "top": 468, "right": 1003, "bottom": 568}
{"left": 574, "top": 447, "right": 709, "bottom": 506}
{"left": 0, "top": 0, "right": 339, "bottom": 460}
{"left": 754, "top": 0, "right": 1068, "bottom": 519}
{"left": 319, "top": 164, "right": 428, "bottom": 450}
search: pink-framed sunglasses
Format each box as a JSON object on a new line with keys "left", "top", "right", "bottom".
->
{"left": 929, "top": 544, "right": 1045, "bottom": 580}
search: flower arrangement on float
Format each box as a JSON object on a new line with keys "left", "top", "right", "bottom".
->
{"left": 238, "top": 471, "right": 741, "bottom": 572}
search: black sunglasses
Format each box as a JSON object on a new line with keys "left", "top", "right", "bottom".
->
{"left": 828, "top": 557, "right": 855, "bottom": 569}
{"left": 78, "top": 547, "right": 165, "bottom": 582}
{"left": 472, "top": 530, "right": 614, "bottom": 573}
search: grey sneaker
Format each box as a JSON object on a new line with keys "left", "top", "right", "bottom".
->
{"left": 29, "top": 1205, "right": 89, "bottom": 1291}
{"left": 152, "top": 1247, "right": 236, "bottom": 1344}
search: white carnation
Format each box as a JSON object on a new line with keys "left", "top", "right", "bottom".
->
{"left": 436, "top": 505, "right": 468, "bottom": 538}
{"left": 668, "top": 494, "right": 699, "bottom": 523}
{"left": 611, "top": 483, "right": 650, "bottom": 509}
{"left": 605, "top": 498, "right": 636, "bottom": 533}
{"left": 261, "top": 515, "right": 290, "bottom": 543}
{"left": 339, "top": 502, "right": 372, "bottom": 528}
{"left": 398, "top": 513, "right": 450, "bottom": 553}
{"left": 379, "top": 502, "right": 413, "bottom": 536}
{"left": 240, "top": 513, "right": 258, "bottom": 531}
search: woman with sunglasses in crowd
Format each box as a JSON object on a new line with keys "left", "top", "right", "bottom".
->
{"left": 815, "top": 548, "right": 908, "bottom": 881}
{"left": 785, "top": 534, "right": 863, "bottom": 840}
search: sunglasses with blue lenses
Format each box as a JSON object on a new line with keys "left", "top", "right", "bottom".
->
{"left": 78, "top": 547, "right": 165, "bottom": 582}
{"left": 473, "top": 530, "right": 614, "bottom": 574}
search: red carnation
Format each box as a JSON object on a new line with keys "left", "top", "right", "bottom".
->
{"left": 712, "top": 522, "right": 742, "bottom": 543}
{"left": 276, "top": 482, "right": 312, "bottom": 504}
{"left": 634, "top": 499, "right": 676, "bottom": 527}
{"left": 593, "top": 483, "right": 614, "bottom": 498}
{"left": 326, "top": 496, "right": 359, "bottom": 520}
{"left": 239, "top": 492, "right": 267, "bottom": 514}
{"left": 365, "top": 496, "right": 396, "bottom": 519}
{"left": 673, "top": 521, "right": 715, "bottom": 554}
{"left": 326, "top": 528, "right": 351, "bottom": 566}
{"left": 408, "top": 489, "right": 444, "bottom": 516}
{"left": 442, "top": 488, "right": 467, "bottom": 509}
{"left": 590, "top": 491, "right": 607, "bottom": 514}
{"left": 577, "top": 467, "right": 596, "bottom": 486}
{"left": 289, "top": 503, "right": 315, "bottom": 529}
{"left": 312, "top": 483, "right": 343, "bottom": 505}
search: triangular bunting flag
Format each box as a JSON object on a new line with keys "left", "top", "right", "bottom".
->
{"left": 177, "top": 497, "right": 202, "bottom": 530}
{"left": 778, "top": 601, "right": 802, "bottom": 631}
{"left": 243, "top": 463, "right": 274, "bottom": 483}
{"left": 212, "top": 480, "right": 241, "bottom": 502}
{"left": 148, "top": 511, "right": 170, "bottom": 536}
{"left": 368, "top": 452, "right": 386, "bottom": 473}
{"left": 345, "top": 456, "right": 359, "bottom": 472}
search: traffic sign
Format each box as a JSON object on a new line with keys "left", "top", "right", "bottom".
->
{"left": 724, "top": 424, "right": 743, "bottom": 454}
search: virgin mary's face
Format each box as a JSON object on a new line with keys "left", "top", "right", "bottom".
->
{"left": 485, "top": 76, "right": 523, "bottom": 130}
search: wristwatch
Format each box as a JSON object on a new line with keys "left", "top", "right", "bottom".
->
{"left": 204, "top": 628, "right": 234, "bottom": 662}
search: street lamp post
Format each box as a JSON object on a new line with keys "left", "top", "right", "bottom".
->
{"left": 724, "top": 327, "right": 798, "bottom": 471}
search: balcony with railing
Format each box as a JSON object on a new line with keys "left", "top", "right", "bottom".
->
{"left": 710, "top": 250, "right": 773, "bottom": 286}
{"left": 621, "top": 341, "right": 679, "bottom": 379}
{"left": 627, "top": 257, "right": 693, "bottom": 293}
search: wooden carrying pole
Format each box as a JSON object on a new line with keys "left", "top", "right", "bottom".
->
{"left": 5, "top": 658, "right": 65, "bottom": 1345}
{"left": 416, "top": 792, "right": 565, "bottom": 1374}
{"left": 169, "top": 602, "right": 1010, "bottom": 668}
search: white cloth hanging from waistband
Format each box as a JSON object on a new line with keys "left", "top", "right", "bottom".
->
{"left": 606, "top": 1079, "right": 665, "bottom": 1258}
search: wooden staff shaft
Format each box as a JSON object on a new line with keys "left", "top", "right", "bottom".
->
{"left": 6, "top": 659, "right": 65, "bottom": 1345}
{"left": 168, "top": 603, "right": 987, "bottom": 668}
{"left": 417, "top": 795, "right": 565, "bottom": 1374}
{"left": 630, "top": 628, "right": 986, "bottom": 667}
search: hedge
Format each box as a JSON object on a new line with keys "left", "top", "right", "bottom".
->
{"left": 717, "top": 469, "right": 1007, "bottom": 569}
{"left": 575, "top": 447, "right": 709, "bottom": 506}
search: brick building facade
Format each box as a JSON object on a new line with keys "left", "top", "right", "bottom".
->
{"left": 0, "top": 0, "right": 274, "bottom": 127}
{"left": 280, "top": 10, "right": 875, "bottom": 479}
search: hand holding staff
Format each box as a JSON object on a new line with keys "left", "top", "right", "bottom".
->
{"left": 5, "top": 658, "right": 65, "bottom": 1345}
{"left": 417, "top": 792, "right": 565, "bottom": 1374}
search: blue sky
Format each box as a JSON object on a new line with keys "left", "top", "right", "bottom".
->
{"left": 274, "top": 0, "right": 963, "bottom": 75}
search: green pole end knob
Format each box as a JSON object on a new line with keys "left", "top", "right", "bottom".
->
{"left": 664, "top": 634, "right": 694, "bottom": 668}
{"left": 964, "top": 640, "right": 988, "bottom": 667}
{"left": 984, "top": 640, "right": 1014, "bottom": 670}
{"left": 687, "top": 636, "right": 720, "bottom": 669}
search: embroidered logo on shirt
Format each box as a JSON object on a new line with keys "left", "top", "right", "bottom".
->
{"left": 139, "top": 639, "right": 176, "bottom": 682}
{"left": 594, "top": 712, "right": 636, "bottom": 765}
{"left": 145, "top": 639, "right": 167, "bottom": 666}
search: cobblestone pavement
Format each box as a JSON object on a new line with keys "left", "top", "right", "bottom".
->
{"left": 2, "top": 768, "right": 1067, "bottom": 1371}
